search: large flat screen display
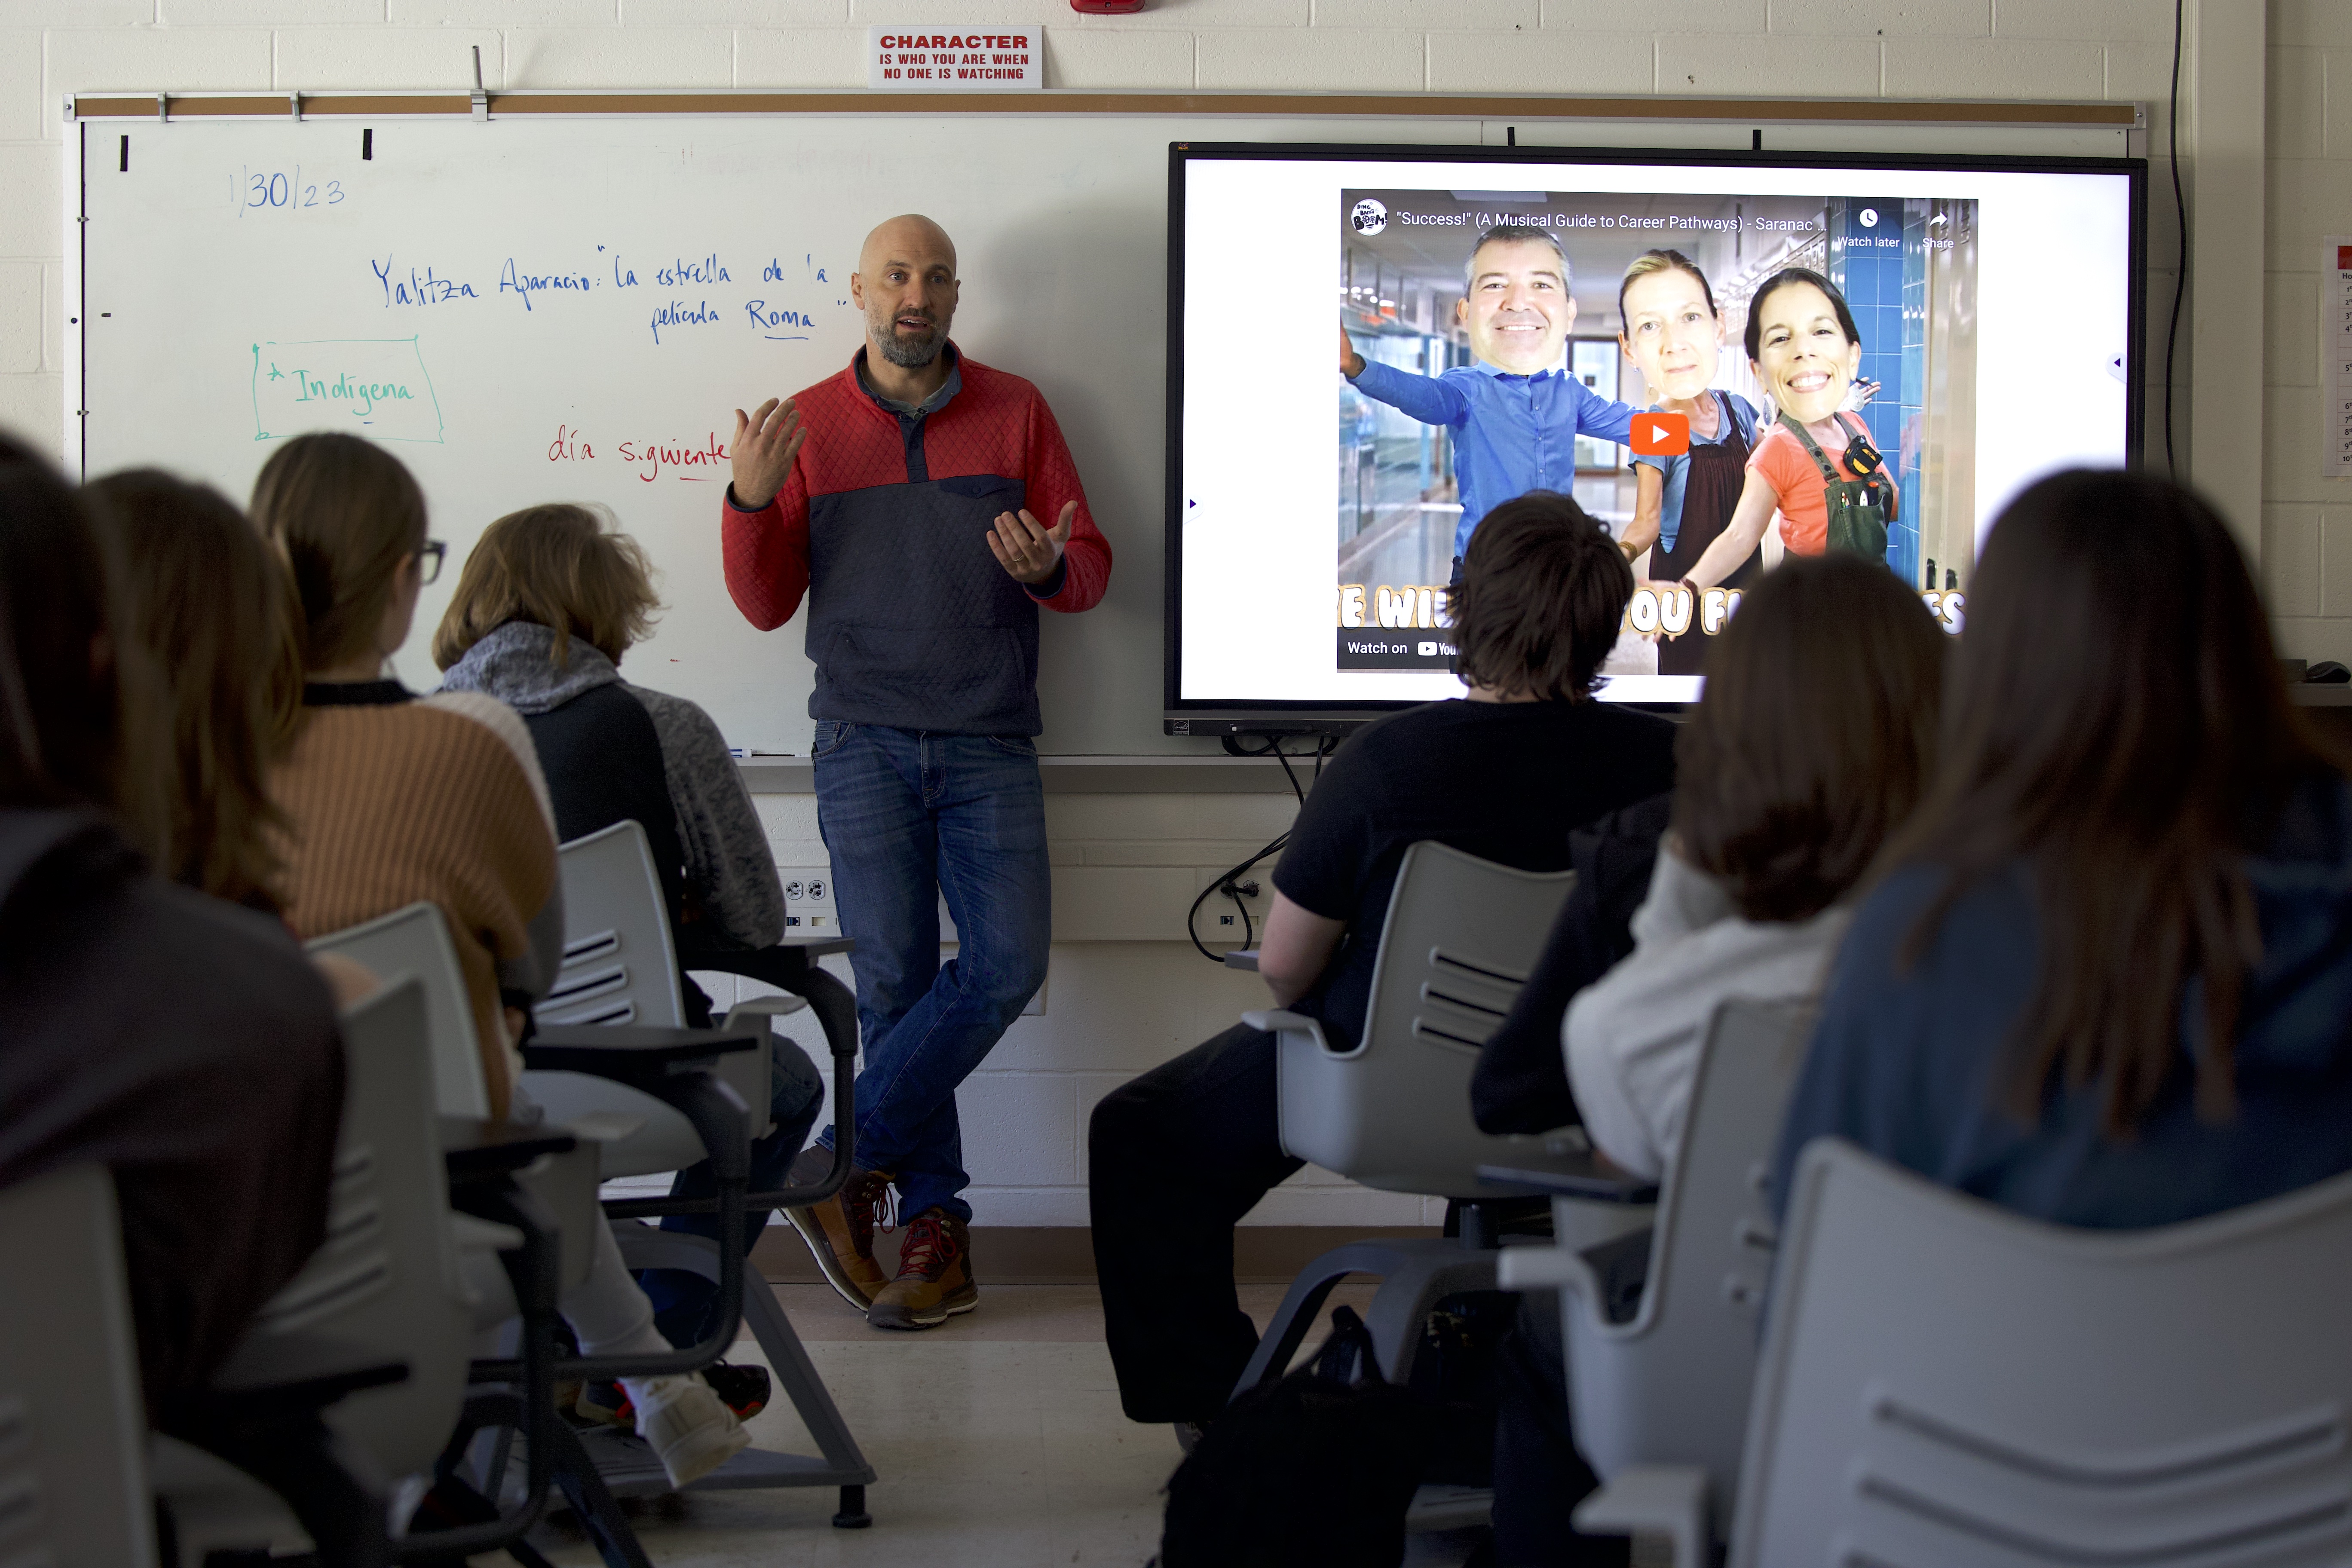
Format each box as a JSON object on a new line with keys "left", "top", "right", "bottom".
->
{"left": 1166, "top": 143, "right": 2145, "bottom": 717}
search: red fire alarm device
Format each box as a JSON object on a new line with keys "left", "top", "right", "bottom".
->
{"left": 1070, "top": 0, "right": 1147, "bottom": 11}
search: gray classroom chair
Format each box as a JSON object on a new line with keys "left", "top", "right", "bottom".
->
{"left": 309, "top": 900, "right": 493, "bottom": 1119}
{"left": 1236, "top": 840, "right": 1650, "bottom": 1396}
{"left": 152, "top": 976, "right": 495, "bottom": 1559}
{"left": 307, "top": 902, "right": 617, "bottom": 1301}
{"left": 524, "top": 820, "right": 873, "bottom": 1510}
{"left": 528, "top": 819, "right": 804, "bottom": 1161}
{"left": 1495, "top": 998, "right": 1814, "bottom": 1549}
{"left": 1586, "top": 1139, "right": 2352, "bottom": 1568}
{"left": 0, "top": 1165, "right": 157, "bottom": 1568}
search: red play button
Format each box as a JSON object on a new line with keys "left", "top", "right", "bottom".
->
{"left": 1630, "top": 411, "right": 1690, "bottom": 456}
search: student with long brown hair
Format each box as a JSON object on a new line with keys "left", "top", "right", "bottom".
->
{"left": 1489, "top": 554, "right": 1945, "bottom": 1568}
{"left": 84, "top": 470, "right": 304, "bottom": 911}
{"left": 0, "top": 433, "right": 343, "bottom": 1417}
{"left": 254, "top": 432, "right": 751, "bottom": 1488}
{"left": 1773, "top": 469, "right": 2352, "bottom": 1228}
{"left": 1566, "top": 552, "right": 1945, "bottom": 1183}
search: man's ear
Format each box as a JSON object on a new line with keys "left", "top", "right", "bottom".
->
{"left": 1454, "top": 297, "right": 1467, "bottom": 328}
{"left": 849, "top": 272, "right": 865, "bottom": 308}
{"left": 1561, "top": 297, "right": 1578, "bottom": 329}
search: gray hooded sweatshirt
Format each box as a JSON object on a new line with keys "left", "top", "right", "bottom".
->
{"left": 439, "top": 622, "right": 784, "bottom": 951}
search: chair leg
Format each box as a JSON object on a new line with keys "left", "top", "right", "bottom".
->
{"left": 545, "top": 1419, "right": 656, "bottom": 1568}
{"left": 1229, "top": 1239, "right": 1421, "bottom": 1401}
{"left": 736, "top": 1247, "right": 876, "bottom": 1485}
{"left": 613, "top": 1222, "right": 880, "bottom": 1500}
{"left": 1354, "top": 1244, "right": 1499, "bottom": 1388}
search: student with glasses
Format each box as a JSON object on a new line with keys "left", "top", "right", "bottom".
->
{"left": 254, "top": 431, "right": 752, "bottom": 1489}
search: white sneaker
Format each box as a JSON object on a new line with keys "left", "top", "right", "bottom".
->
{"left": 627, "top": 1373, "right": 750, "bottom": 1489}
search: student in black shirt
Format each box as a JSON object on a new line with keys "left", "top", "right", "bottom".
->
{"left": 1088, "top": 491, "right": 1676, "bottom": 1429}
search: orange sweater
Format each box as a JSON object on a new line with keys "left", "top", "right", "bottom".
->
{"left": 272, "top": 687, "right": 557, "bottom": 1118}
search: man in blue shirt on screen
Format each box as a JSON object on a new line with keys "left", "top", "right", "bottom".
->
{"left": 1340, "top": 222, "right": 1643, "bottom": 569}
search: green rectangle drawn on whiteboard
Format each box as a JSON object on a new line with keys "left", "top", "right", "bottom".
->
{"left": 251, "top": 337, "right": 444, "bottom": 444}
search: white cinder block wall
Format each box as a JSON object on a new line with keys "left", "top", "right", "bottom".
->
{"left": 3, "top": 0, "right": 2346, "bottom": 1226}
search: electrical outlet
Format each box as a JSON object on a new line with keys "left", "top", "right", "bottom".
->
{"left": 776, "top": 867, "right": 838, "bottom": 931}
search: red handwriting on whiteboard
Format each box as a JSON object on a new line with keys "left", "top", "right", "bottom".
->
{"left": 545, "top": 425, "right": 730, "bottom": 483}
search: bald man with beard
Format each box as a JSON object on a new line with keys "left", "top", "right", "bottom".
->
{"left": 721, "top": 214, "right": 1112, "bottom": 1330}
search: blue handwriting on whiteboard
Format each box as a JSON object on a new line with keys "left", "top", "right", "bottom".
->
{"left": 649, "top": 299, "right": 719, "bottom": 344}
{"left": 657, "top": 254, "right": 731, "bottom": 287}
{"left": 744, "top": 300, "right": 814, "bottom": 340}
{"left": 372, "top": 256, "right": 477, "bottom": 306}
{"left": 500, "top": 259, "right": 594, "bottom": 311}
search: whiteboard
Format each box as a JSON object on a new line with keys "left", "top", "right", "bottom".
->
{"left": 66, "top": 110, "right": 2120, "bottom": 753}
{"left": 68, "top": 112, "right": 1473, "bottom": 753}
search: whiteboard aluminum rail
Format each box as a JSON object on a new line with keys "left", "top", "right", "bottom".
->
{"left": 65, "top": 91, "right": 2144, "bottom": 129}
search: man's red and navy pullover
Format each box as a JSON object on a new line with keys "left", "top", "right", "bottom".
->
{"left": 721, "top": 344, "right": 1111, "bottom": 738}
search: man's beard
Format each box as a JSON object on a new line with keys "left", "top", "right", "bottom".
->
{"left": 874, "top": 312, "right": 947, "bottom": 368}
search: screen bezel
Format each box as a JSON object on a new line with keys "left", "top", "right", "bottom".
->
{"left": 1162, "top": 139, "right": 2150, "bottom": 722}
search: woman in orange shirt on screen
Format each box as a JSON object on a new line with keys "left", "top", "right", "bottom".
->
{"left": 1658, "top": 266, "right": 1899, "bottom": 597}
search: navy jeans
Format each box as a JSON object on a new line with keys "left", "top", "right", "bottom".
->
{"left": 810, "top": 720, "right": 1051, "bottom": 1223}
{"left": 640, "top": 1037, "right": 825, "bottom": 1348}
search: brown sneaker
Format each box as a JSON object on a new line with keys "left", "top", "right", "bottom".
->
{"left": 866, "top": 1210, "right": 978, "bottom": 1330}
{"left": 782, "top": 1146, "right": 894, "bottom": 1312}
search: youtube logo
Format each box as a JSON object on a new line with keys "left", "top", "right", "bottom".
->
{"left": 1630, "top": 411, "right": 1690, "bottom": 456}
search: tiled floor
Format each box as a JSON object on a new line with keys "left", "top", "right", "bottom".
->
{"left": 498, "top": 1281, "right": 1479, "bottom": 1568}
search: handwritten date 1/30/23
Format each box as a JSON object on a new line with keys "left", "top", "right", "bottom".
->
{"left": 237, "top": 165, "right": 344, "bottom": 217}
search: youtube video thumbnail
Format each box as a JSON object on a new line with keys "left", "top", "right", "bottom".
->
{"left": 1336, "top": 185, "right": 1981, "bottom": 677}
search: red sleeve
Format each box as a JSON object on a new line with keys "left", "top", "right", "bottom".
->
{"left": 1022, "top": 390, "right": 1111, "bottom": 615}
{"left": 720, "top": 462, "right": 812, "bottom": 632}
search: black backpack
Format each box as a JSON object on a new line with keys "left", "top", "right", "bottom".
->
{"left": 1785, "top": 410, "right": 1896, "bottom": 561}
{"left": 1159, "top": 1307, "right": 1430, "bottom": 1568}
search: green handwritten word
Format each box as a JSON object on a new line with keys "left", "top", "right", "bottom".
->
{"left": 251, "top": 337, "right": 444, "bottom": 445}
{"left": 267, "top": 362, "right": 417, "bottom": 418}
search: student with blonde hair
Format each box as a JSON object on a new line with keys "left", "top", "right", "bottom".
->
{"left": 254, "top": 432, "right": 750, "bottom": 1488}
{"left": 436, "top": 502, "right": 814, "bottom": 1376}
{"left": 434, "top": 502, "right": 787, "bottom": 990}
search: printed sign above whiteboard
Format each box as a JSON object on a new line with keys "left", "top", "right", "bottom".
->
{"left": 867, "top": 26, "right": 1041, "bottom": 90}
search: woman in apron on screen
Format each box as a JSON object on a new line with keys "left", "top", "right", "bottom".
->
{"left": 1614, "top": 250, "right": 1765, "bottom": 677}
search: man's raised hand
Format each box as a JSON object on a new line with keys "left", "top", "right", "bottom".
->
{"left": 729, "top": 396, "right": 806, "bottom": 509}
{"left": 1339, "top": 324, "right": 1365, "bottom": 380}
{"left": 989, "top": 501, "right": 1076, "bottom": 587}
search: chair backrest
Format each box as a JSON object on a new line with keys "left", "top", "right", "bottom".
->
{"left": 539, "top": 819, "right": 687, "bottom": 1031}
{"left": 1734, "top": 1139, "right": 2352, "bottom": 1567}
{"left": 0, "top": 1166, "right": 155, "bottom": 1568}
{"left": 1277, "top": 839, "right": 1575, "bottom": 1195}
{"left": 532, "top": 819, "right": 775, "bottom": 1151}
{"left": 1561, "top": 998, "right": 1814, "bottom": 1531}
{"left": 225, "top": 977, "right": 473, "bottom": 1480}
{"left": 306, "top": 901, "right": 491, "bottom": 1119}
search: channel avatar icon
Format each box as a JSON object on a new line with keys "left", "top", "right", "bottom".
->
{"left": 1629, "top": 410, "right": 1690, "bottom": 456}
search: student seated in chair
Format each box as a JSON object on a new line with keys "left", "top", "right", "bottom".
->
{"left": 1089, "top": 490, "right": 1678, "bottom": 1435}
{"left": 1774, "top": 469, "right": 2352, "bottom": 1232}
{"left": 251, "top": 432, "right": 751, "bottom": 1487}
{"left": 1485, "top": 552, "right": 1946, "bottom": 1567}
{"left": 0, "top": 436, "right": 343, "bottom": 1421}
{"left": 432, "top": 502, "right": 822, "bottom": 1358}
